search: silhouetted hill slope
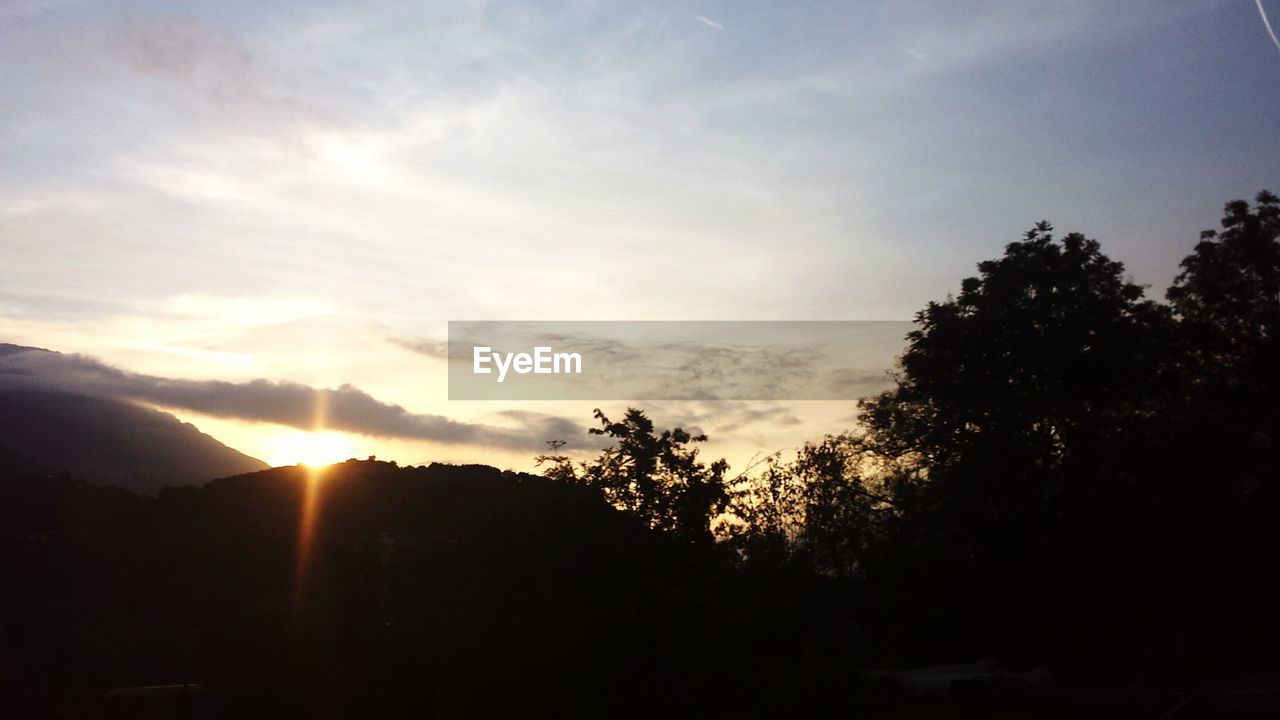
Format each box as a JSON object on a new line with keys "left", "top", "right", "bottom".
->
{"left": 0, "top": 460, "right": 858, "bottom": 719}
{"left": 0, "top": 389, "right": 267, "bottom": 493}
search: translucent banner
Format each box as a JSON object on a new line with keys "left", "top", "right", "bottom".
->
{"left": 448, "top": 321, "right": 909, "bottom": 401}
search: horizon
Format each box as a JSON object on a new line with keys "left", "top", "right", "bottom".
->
{"left": 2, "top": 0, "right": 1279, "bottom": 472}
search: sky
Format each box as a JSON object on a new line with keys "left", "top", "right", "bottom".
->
{"left": 1, "top": 0, "right": 1278, "bottom": 471}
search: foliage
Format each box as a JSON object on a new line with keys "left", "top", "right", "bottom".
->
{"left": 854, "top": 194, "right": 1279, "bottom": 673}
{"left": 1168, "top": 190, "right": 1280, "bottom": 365}
{"left": 723, "top": 435, "right": 891, "bottom": 581}
{"left": 560, "top": 191, "right": 1280, "bottom": 677}
{"left": 540, "top": 408, "right": 728, "bottom": 545}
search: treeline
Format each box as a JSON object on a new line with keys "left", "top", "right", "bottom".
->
{"left": 540, "top": 191, "right": 1279, "bottom": 680}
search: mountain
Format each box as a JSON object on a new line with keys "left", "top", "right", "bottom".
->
{"left": 0, "top": 387, "right": 267, "bottom": 494}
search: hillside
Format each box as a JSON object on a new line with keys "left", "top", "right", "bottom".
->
{"left": 0, "top": 460, "right": 855, "bottom": 719}
{"left": 0, "top": 378, "right": 267, "bottom": 494}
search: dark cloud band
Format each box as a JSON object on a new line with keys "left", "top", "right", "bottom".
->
{"left": 0, "top": 344, "right": 587, "bottom": 451}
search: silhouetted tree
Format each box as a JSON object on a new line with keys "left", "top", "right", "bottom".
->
{"left": 848, "top": 221, "right": 1188, "bottom": 667}
{"left": 1146, "top": 192, "right": 1280, "bottom": 678}
{"left": 861, "top": 221, "right": 1170, "bottom": 476}
{"left": 532, "top": 195, "right": 1280, "bottom": 683}
{"left": 725, "top": 435, "right": 890, "bottom": 581}
{"left": 850, "top": 196, "right": 1280, "bottom": 675}
{"left": 533, "top": 439, "right": 577, "bottom": 483}
{"left": 545, "top": 408, "right": 728, "bottom": 545}
{"left": 1168, "top": 190, "right": 1280, "bottom": 368}
{"left": 1163, "top": 191, "right": 1278, "bottom": 504}
{"left": 722, "top": 451, "right": 801, "bottom": 569}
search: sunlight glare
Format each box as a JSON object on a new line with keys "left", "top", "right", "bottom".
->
{"left": 267, "top": 430, "right": 355, "bottom": 467}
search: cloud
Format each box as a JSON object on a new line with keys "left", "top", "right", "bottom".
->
{"left": 495, "top": 410, "right": 603, "bottom": 448}
{"left": 113, "top": 13, "right": 315, "bottom": 130}
{"left": 0, "top": 345, "right": 590, "bottom": 451}
{"left": 715, "top": 405, "right": 803, "bottom": 434}
{"left": 388, "top": 336, "right": 450, "bottom": 360}
{"left": 1257, "top": 0, "right": 1280, "bottom": 56}
{"left": 636, "top": 400, "right": 803, "bottom": 435}
{"left": 121, "top": 15, "right": 251, "bottom": 86}
{"left": 694, "top": 14, "right": 724, "bottom": 30}
{"left": 0, "top": 0, "right": 87, "bottom": 19}
{"left": 826, "top": 368, "right": 894, "bottom": 397}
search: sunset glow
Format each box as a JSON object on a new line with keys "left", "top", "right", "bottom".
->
{"left": 2, "top": 1, "right": 1277, "bottom": 714}
{"left": 266, "top": 431, "right": 355, "bottom": 468}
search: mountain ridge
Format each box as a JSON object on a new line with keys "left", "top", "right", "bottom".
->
{"left": 0, "top": 344, "right": 269, "bottom": 492}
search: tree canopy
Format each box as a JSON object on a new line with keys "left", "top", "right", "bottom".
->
{"left": 586, "top": 191, "right": 1280, "bottom": 677}
{"left": 538, "top": 408, "right": 728, "bottom": 545}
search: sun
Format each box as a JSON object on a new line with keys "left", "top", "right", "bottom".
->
{"left": 266, "top": 431, "right": 356, "bottom": 467}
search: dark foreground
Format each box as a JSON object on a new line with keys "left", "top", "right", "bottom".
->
{"left": 2, "top": 461, "right": 1276, "bottom": 719}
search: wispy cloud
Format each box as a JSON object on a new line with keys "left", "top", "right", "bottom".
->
{"left": 388, "top": 336, "right": 450, "bottom": 360}
{"left": 1257, "top": 0, "right": 1280, "bottom": 56}
{"left": 0, "top": 0, "right": 87, "bottom": 19}
{"left": 694, "top": 14, "right": 723, "bottom": 30}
